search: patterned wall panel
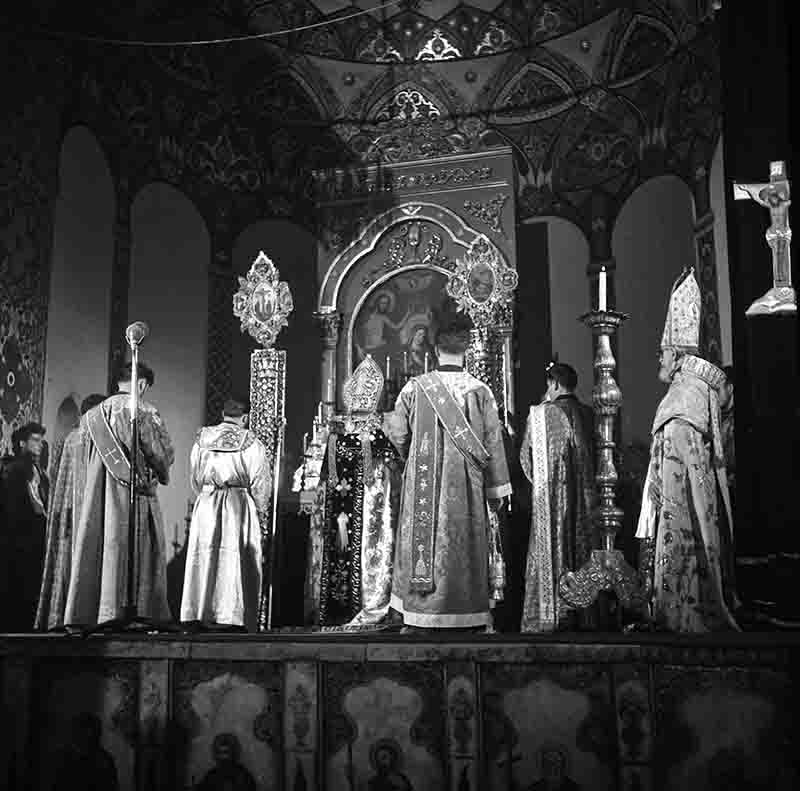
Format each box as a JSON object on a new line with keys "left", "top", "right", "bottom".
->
{"left": 482, "top": 663, "right": 617, "bottom": 791}
{"left": 172, "top": 661, "right": 283, "bottom": 790}
{"left": 324, "top": 662, "right": 446, "bottom": 790}
{"left": 654, "top": 666, "right": 797, "bottom": 790}
{"left": 31, "top": 659, "right": 139, "bottom": 791}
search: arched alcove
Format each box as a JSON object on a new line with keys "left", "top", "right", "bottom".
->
{"left": 613, "top": 174, "right": 696, "bottom": 446}
{"left": 43, "top": 125, "right": 115, "bottom": 455}
{"left": 544, "top": 216, "right": 593, "bottom": 405}
{"left": 130, "top": 182, "right": 210, "bottom": 558}
{"left": 710, "top": 136, "right": 733, "bottom": 365}
{"left": 232, "top": 220, "right": 319, "bottom": 491}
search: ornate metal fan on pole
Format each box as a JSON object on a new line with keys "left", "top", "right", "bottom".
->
{"left": 233, "top": 252, "right": 294, "bottom": 630}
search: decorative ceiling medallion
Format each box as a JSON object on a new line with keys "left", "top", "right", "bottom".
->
{"left": 610, "top": 14, "right": 678, "bottom": 85}
{"left": 474, "top": 21, "right": 518, "bottom": 56}
{"left": 233, "top": 251, "right": 294, "bottom": 348}
{"left": 416, "top": 29, "right": 462, "bottom": 62}
{"left": 447, "top": 235, "right": 518, "bottom": 327}
{"left": 490, "top": 63, "right": 577, "bottom": 125}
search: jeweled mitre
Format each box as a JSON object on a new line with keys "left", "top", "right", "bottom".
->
{"left": 343, "top": 354, "right": 384, "bottom": 414}
{"left": 661, "top": 267, "right": 701, "bottom": 352}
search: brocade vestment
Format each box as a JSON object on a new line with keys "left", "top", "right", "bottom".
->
{"left": 63, "top": 394, "right": 174, "bottom": 627}
{"left": 636, "top": 355, "right": 739, "bottom": 632}
{"left": 386, "top": 368, "right": 512, "bottom": 628}
{"left": 306, "top": 424, "right": 401, "bottom": 627}
{"left": 519, "top": 394, "right": 595, "bottom": 631}
{"left": 180, "top": 421, "right": 270, "bottom": 631}
{"left": 36, "top": 426, "right": 84, "bottom": 629}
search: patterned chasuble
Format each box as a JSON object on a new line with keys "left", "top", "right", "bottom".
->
{"left": 317, "top": 429, "right": 401, "bottom": 626}
{"left": 519, "top": 396, "right": 595, "bottom": 632}
{"left": 387, "top": 369, "right": 512, "bottom": 629}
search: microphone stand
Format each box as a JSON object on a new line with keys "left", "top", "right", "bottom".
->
{"left": 87, "top": 336, "right": 176, "bottom": 635}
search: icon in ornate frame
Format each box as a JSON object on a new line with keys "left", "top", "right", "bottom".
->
{"left": 233, "top": 251, "right": 294, "bottom": 347}
{"left": 446, "top": 235, "right": 518, "bottom": 326}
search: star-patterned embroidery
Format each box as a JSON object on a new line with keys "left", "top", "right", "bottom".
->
{"left": 420, "top": 464, "right": 428, "bottom": 472}
{"left": 335, "top": 477, "right": 352, "bottom": 494}
{"left": 420, "top": 480, "right": 428, "bottom": 490}
{"left": 419, "top": 497, "right": 428, "bottom": 505}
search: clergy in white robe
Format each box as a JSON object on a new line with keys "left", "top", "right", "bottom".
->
{"left": 180, "top": 399, "right": 271, "bottom": 631}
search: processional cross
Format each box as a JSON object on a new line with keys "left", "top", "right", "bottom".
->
{"left": 733, "top": 160, "right": 796, "bottom": 315}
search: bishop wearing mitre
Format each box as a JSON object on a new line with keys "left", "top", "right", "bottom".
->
{"left": 636, "top": 268, "right": 739, "bottom": 632}
{"left": 305, "top": 355, "right": 403, "bottom": 628}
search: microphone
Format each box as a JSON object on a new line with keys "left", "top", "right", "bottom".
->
{"left": 125, "top": 321, "right": 149, "bottom": 347}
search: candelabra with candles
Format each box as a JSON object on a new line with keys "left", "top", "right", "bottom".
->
{"left": 559, "top": 268, "right": 646, "bottom": 618}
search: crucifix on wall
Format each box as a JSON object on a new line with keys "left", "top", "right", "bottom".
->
{"left": 733, "top": 160, "right": 796, "bottom": 316}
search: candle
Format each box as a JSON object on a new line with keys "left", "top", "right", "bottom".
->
{"left": 403, "top": 351, "right": 408, "bottom": 373}
{"left": 326, "top": 377, "right": 333, "bottom": 402}
{"left": 424, "top": 352, "right": 429, "bottom": 373}
{"left": 317, "top": 402, "right": 322, "bottom": 423}
{"left": 598, "top": 266, "right": 607, "bottom": 312}
{"left": 385, "top": 355, "right": 391, "bottom": 379}
{"left": 303, "top": 432, "right": 309, "bottom": 453}
{"left": 502, "top": 352, "right": 509, "bottom": 423}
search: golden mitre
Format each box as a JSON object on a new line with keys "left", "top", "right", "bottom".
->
{"left": 661, "top": 267, "right": 701, "bottom": 352}
{"left": 343, "top": 354, "right": 384, "bottom": 414}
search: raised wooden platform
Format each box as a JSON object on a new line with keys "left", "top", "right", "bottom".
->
{"left": 2, "top": 631, "right": 799, "bottom": 791}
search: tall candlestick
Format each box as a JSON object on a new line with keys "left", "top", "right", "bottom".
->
{"left": 598, "top": 266, "right": 607, "bottom": 311}
{"left": 424, "top": 352, "right": 429, "bottom": 373}
{"left": 403, "top": 351, "right": 408, "bottom": 373}
{"left": 326, "top": 377, "right": 333, "bottom": 402}
{"left": 385, "top": 355, "right": 391, "bottom": 379}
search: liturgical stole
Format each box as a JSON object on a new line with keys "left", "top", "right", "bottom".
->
{"left": 86, "top": 404, "right": 143, "bottom": 489}
{"left": 410, "top": 373, "right": 490, "bottom": 593}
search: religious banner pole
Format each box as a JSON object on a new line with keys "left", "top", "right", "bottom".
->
{"left": 733, "top": 160, "right": 795, "bottom": 316}
{"left": 559, "top": 307, "right": 645, "bottom": 619}
{"left": 233, "top": 252, "right": 293, "bottom": 630}
{"left": 447, "top": 234, "right": 518, "bottom": 603}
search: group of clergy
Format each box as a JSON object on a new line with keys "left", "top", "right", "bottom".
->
{"left": 306, "top": 269, "right": 739, "bottom": 635}
{"left": 1, "top": 267, "right": 738, "bottom": 635}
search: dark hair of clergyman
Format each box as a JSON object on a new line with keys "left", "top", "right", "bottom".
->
{"left": 434, "top": 302, "right": 473, "bottom": 355}
{"left": 222, "top": 397, "right": 249, "bottom": 418}
{"left": 15, "top": 422, "right": 46, "bottom": 448}
{"left": 546, "top": 363, "right": 578, "bottom": 392}
{"left": 117, "top": 361, "right": 155, "bottom": 387}
{"left": 80, "top": 393, "right": 107, "bottom": 415}
{"left": 722, "top": 365, "right": 734, "bottom": 382}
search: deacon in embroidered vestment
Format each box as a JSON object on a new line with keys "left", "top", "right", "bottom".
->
{"left": 519, "top": 362, "right": 595, "bottom": 632}
{"left": 636, "top": 268, "right": 739, "bottom": 632}
{"left": 63, "top": 362, "right": 174, "bottom": 627}
{"left": 35, "top": 393, "right": 106, "bottom": 630}
{"left": 386, "top": 309, "right": 512, "bottom": 630}
{"left": 306, "top": 355, "right": 402, "bottom": 628}
{"left": 180, "top": 398, "right": 271, "bottom": 631}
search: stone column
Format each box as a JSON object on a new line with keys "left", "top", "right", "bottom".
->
{"left": 692, "top": 166, "right": 723, "bottom": 365}
{"left": 315, "top": 308, "right": 341, "bottom": 417}
{"left": 107, "top": 171, "right": 132, "bottom": 391}
{"left": 204, "top": 206, "right": 236, "bottom": 424}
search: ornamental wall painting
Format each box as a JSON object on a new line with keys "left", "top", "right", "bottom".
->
{"left": 324, "top": 662, "right": 446, "bottom": 791}
{"left": 172, "top": 662, "right": 283, "bottom": 790}
{"left": 31, "top": 660, "right": 138, "bottom": 791}
{"left": 482, "top": 664, "right": 616, "bottom": 791}
{"left": 352, "top": 269, "right": 450, "bottom": 378}
{"left": 654, "top": 666, "right": 799, "bottom": 790}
